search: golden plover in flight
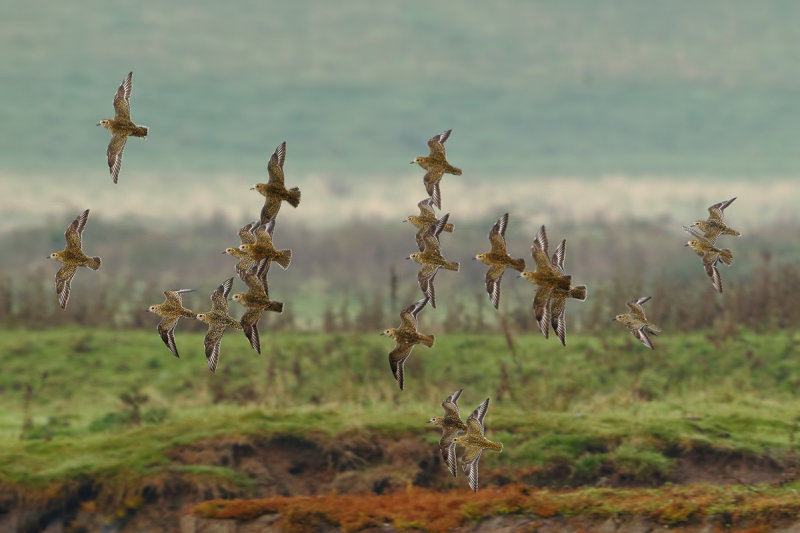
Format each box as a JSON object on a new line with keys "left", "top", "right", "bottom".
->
{"left": 225, "top": 220, "right": 275, "bottom": 279}
{"left": 519, "top": 226, "right": 573, "bottom": 338}
{"left": 475, "top": 213, "right": 526, "bottom": 308}
{"left": 97, "top": 72, "right": 148, "bottom": 184}
{"left": 452, "top": 398, "right": 503, "bottom": 492}
{"left": 382, "top": 297, "right": 434, "bottom": 390}
{"left": 404, "top": 197, "right": 454, "bottom": 251}
{"left": 691, "top": 197, "right": 740, "bottom": 244}
{"left": 231, "top": 265, "right": 284, "bottom": 354}
{"left": 196, "top": 278, "right": 243, "bottom": 372}
{"left": 429, "top": 388, "right": 468, "bottom": 477}
{"left": 148, "top": 289, "right": 195, "bottom": 358}
{"left": 615, "top": 296, "right": 661, "bottom": 350}
{"left": 683, "top": 225, "right": 733, "bottom": 293}
{"left": 238, "top": 222, "right": 291, "bottom": 272}
{"left": 252, "top": 142, "right": 301, "bottom": 224}
{"left": 545, "top": 239, "right": 587, "bottom": 346}
{"left": 409, "top": 213, "right": 459, "bottom": 308}
{"left": 411, "top": 129, "right": 462, "bottom": 209}
{"left": 49, "top": 209, "right": 101, "bottom": 309}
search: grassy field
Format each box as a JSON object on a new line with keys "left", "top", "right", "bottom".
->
{"left": 2, "top": 327, "right": 800, "bottom": 483}
{"left": 1, "top": 327, "right": 799, "bottom": 529}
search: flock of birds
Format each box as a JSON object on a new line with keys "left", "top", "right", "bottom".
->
{"left": 45, "top": 72, "right": 741, "bottom": 493}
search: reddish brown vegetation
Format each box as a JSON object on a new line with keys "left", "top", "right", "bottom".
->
{"left": 191, "top": 484, "right": 800, "bottom": 532}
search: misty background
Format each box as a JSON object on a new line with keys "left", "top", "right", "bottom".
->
{"left": 1, "top": 0, "right": 799, "bottom": 332}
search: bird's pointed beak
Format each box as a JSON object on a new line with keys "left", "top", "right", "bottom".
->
{"left": 472, "top": 257, "right": 477, "bottom": 260}
{"left": 401, "top": 219, "right": 407, "bottom": 223}
{"left": 684, "top": 243, "right": 689, "bottom": 247}
{"left": 221, "top": 250, "right": 228, "bottom": 254}
{"left": 409, "top": 161, "right": 415, "bottom": 164}
{"left": 249, "top": 187, "right": 255, "bottom": 190}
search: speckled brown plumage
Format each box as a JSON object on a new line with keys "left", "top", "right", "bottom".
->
{"left": 195, "top": 278, "right": 242, "bottom": 373}
{"left": 475, "top": 213, "right": 526, "bottom": 309}
{"left": 97, "top": 72, "right": 148, "bottom": 184}
{"left": 411, "top": 129, "right": 462, "bottom": 209}
{"left": 231, "top": 265, "right": 284, "bottom": 354}
{"left": 382, "top": 297, "right": 434, "bottom": 390}
{"left": 49, "top": 209, "right": 101, "bottom": 309}
{"left": 252, "top": 142, "right": 301, "bottom": 224}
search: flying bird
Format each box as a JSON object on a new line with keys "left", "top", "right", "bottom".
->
{"left": 690, "top": 197, "right": 740, "bottom": 244}
{"left": 545, "top": 239, "right": 587, "bottom": 346}
{"left": 409, "top": 213, "right": 459, "bottom": 308}
{"left": 231, "top": 265, "right": 284, "bottom": 354}
{"left": 683, "top": 225, "right": 733, "bottom": 293}
{"left": 428, "top": 388, "right": 468, "bottom": 477}
{"left": 411, "top": 129, "right": 462, "bottom": 209}
{"left": 238, "top": 222, "right": 291, "bottom": 271}
{"left": 404, "top": 197, "right": 454, "bottom": 251}
{"left": 195, "top": 278, "right": 243, "bottom": 372}
{"left": 382, "top": 297, "right": 434, "bottom": 390}
{"left": 519, "top": 226, "right": 575, "bottom": 338}
{"left": 148, "top": 289, "right": 195, "bottom": 358}
{"left": 452, "top": 398, "right": 503, "bottom": 492}
{"left": 475, "top": 213, "right": 526, "bottom": 308}
{"left": 49, "top": 209, "right": 101, "bottom": 309}
{"left": 252, "top": 142, "right": 301, "bottom": 224}
{"left": 614, "top": 296, "right": 661, "bottom": 350}
{"left": 97, "top": 72, "right": 148, "bottom": 183}
{"left": 225, "top": 220, "right": 275, "bottom": 279}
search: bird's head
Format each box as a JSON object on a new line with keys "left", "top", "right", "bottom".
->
{"left": 147, "top": 305, "right": 157, "bottom": 313}
{"left": 403, "top": 216, "right": 413, "bottom": 223}
{"left": 451, "top": 435, "right": 465, "bottom": 445}
{"left": 686, "top": 239, "right": 699, "bottom": 248}
{"left": 252, "top": 183, "right": 267, "bottom": 194}
{"left": 614, "top": 314, "right": 626, "bottom": 323}
{"left": 407, "top": 252, "right": 421, "bottom": 262}
{"left": 381, "top": 328, "right": 393, "bottom": 337}
{"left": 48, "top": 252, "right": 60, "bottom": 260}
{"left": 428, "top": 416, "right": 441, "bottom": 426}
{"left": 519, "top": 270, "right": 534, "bottom": 282}
{"left": 97, "top": 119, "right": 110, "bottom": 128}
{"left": 475, "top": 253, "right": 487, "bottom": 263}
{"left": 231, "top": 293, "right": 243, "bottom": 302}
{"left": 196, "top": 313, "right": 206, "bottom": 320}
{"left": 411, "top": 157, "right": 423, "bottom": 165}
{"left": 224, "top": 247, "right": 238, "bottom": 256}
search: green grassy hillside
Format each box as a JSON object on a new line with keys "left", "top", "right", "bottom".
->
{"left": 1, "top": 327, "right": 799, "bottom": 487}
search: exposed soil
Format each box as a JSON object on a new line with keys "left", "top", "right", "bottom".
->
{"left": 2, "top": 433, "right": 799, "bottom": 532}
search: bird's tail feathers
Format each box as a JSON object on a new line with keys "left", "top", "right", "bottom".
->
{"left": 511, "top": 257, "right": 526, "bottom": 272}
{"left": 445, "top": 164, "right": 462, "bottom": 175}
{"left": 287, "top": 187, "right": 301, "bottom": 208}
{"left": 719, "top": 249, "right": 734, "bottom": 265}
{"left": 134, "top": 125, "right": 149, "bottom": 137}
{"left": 275, "top": 249, "right": 292, "bottom": 270}
{"left": 487, "top": 441, "right": 503, "bottom": 452}
{"left": 445, "top": 260, "right": 460, "bottom": 272}
{"left": 570, "top": 285, "right": 587, "bottom": 301}
{"left": 444, "top": 222, "right": 455, "bottom": 233}
{"left": 645, "top": 324, "right": 661, "bottom": 335}
{"left": 420, "top": 334, "right": 435, "bottom": 348}
{"left": 87, "top": 257, "right": 102, "bottom": 270}
{"left": 724, "top": 228, "right": 741, "bottom": 237}
{"left": 268, "top": 301, "right": 285, "bottom": 314}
